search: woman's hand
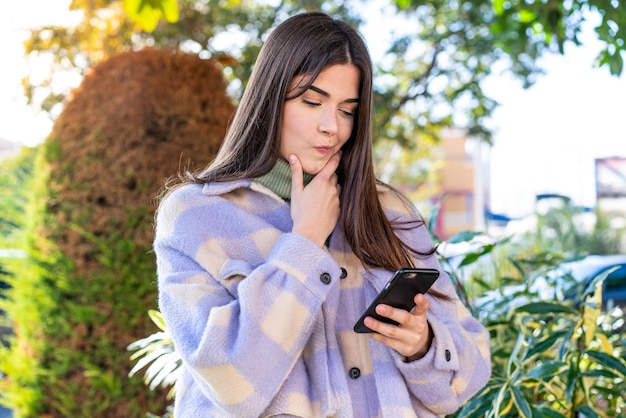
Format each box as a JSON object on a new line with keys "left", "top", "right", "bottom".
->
{"left": 289, "top": 152, "right": 341, "bottom": 247}
{"left": 363, "top": 293, "right": 432, "bottom": 361}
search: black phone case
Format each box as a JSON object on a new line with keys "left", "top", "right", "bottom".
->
{"left": 353, "top": 268, "right": 440, "bottom": 333}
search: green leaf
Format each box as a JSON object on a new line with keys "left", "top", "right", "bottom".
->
{"left": 493, "top": 0, "right": 505, "bottom": 15}
{"left": 581, "top": 266, "right": 617, "bottom": 300}
{"left": 454, "top": 385, "right": 496, "bottom": 417}
{"left": 428, "top": 195, "right": 443, "bottom": 243}
{"left": 458, "top": 244, "right": 495, "bottom": 268}
{"left": 160, "top": 0, "right": 179, "bottom": 23}
{"left": 582, "top": 279, "right": 602, "bottom": 345}
{"left": 124, "top": 0, "right": 179, "bottom": 32}
{"left": 457, "top": 251, "right": 482, "bottom": 268}
{"left": 148, "top": 309, "right": 167, "bottom": 332}
{"left": 525, "top": 360, "right": 567, "bottom": 380}
{"left": 533, "top": 406, "right": 566, "bottom": 418}
{"left": 518, "top": 10, "right": 536, "bottom": 24}
{"left": 564, "top": 358, "right": 577, "bottom": 405}
{"left": 609, "top": 53, "right": 623, "bottom": 75}
{"left": 559, "top": 323, "right": 577, "bottom": 360}
{"left": 527, "top": 331, "right": 567, "bottom": 358}
{"left": 472, "top": 277, "right": 491, "bottom": 290}
{"left": 515, "top": 301, "right": 577, "bottom": 315}
{"left": 585, "top": 350, "right": 626, "bottom": 378}
{"left": 582, "top": 369, "right": 619, "bottom": 379}
{"left": 394, "top": 0, "right": 412, "bottom": 10}
{"left": 577, "top": 405, "right": 600, "bottom": 418}
{"left": 511, "top": 386, "right": 532, "bottom": 418}
{"left": 446, "top": 230, "right": 483, "bottom": 244}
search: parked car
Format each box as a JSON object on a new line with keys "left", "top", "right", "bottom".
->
{"left": 562, "top": 255, "right": 626, "bottom": 309}
{"left": 473, "top": 255, "right": 626, "bottom": 320}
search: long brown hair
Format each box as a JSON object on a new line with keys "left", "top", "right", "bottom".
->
{"left": 177, "top": 12, "right": 435, "bottom": 271}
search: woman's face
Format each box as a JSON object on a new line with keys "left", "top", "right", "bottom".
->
{"left": 280, "top": 64, "right": 360, "bottom": 175}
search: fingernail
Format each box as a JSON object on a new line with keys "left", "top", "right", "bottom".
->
{"left": 289, "top": 154, "right": 296, "bottom": 165}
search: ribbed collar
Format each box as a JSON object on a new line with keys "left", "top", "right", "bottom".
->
{"left": 254, "top": 159, "right": 314, "bottom": 202}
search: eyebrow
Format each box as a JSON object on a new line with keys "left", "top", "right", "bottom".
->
{"left": 309, "top": 85, "right": 360, "bottom": 103}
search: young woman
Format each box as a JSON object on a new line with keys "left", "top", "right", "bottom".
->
{"left": 154, "top": 11, "right": 490, "bottom": 417}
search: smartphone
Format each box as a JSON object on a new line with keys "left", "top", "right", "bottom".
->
{"left": 353, "top": 267, "right": 440, "bottom": 333}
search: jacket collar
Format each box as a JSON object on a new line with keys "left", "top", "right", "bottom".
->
{"left": 201, "top": 179, "right": 285, "bottom": 204}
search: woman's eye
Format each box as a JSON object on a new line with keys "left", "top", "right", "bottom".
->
{"left": 302, "top": 99, "right": 320, "bottom": 107}
{"left": 340, "top": 109, "right": 355, "bottom": 117}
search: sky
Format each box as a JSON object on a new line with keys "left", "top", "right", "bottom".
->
{"left": 1, "top": 0, "right": 625, "bottom": 219}
{"left": 483, "top": 36, "right": 626, "bottom": 218}
{"left": 0, "top": 0, "right": 80, "bottom": 148}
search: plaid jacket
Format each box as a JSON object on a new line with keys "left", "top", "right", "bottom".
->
{"left": 154, "top": 179, "right": 491, "bottom": 417}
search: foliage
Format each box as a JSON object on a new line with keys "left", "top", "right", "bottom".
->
{"left": 0, "top": 48, "right": 233, "bottom": 417}
{"left": 0, "top": 146, "right": 37, "bottom": 337}
{"left": 451, "top": 247, "right": 626, "bottom": 417}
{"left": 126, "top": 310, "right": 179, "bottom": 417}
{"left": 127, "top": 316, "right": 176, "bottom": 416}
{"left": 124, "top": 0, "right": 179, "bottom": 31}
{"left": 128, "top": 310, "right": 180, "bottom": 400}
{"left": 127, "top": 0, "right": 626, "bottom": 78}
{"left": 23, "top": 0, "right": 626, "bottom": 153}
{"left": 0, "top": 141, "right": 170, "bottom": 417}
{"left": 511, "top": 200, "right": 625, "bottom": 260}
{"left": 439, "top": 201, "right": 626, "bottom": 417}
{"left": 0, "top": 146, "right": 38, "bottom": 244}
{"left": 489, "top": 0, "right": 625, "bottom": 76}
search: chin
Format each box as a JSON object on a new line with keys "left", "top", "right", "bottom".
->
{"left": 302, "top": 165, "right": 323, "bottom": 176}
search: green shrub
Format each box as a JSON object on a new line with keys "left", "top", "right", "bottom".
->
{"left": 454, "top": 250, "right": 626, "bottom": 417}
{"left": 438, "top": 204, "right": 626, "bottom": 417}
{"left": 0, "top": 48, "right": 233, "bottom": 417}
{"left": 0, "top": 146, "right": 37, "bottom": 243}
{"left": 1, "top": 146, "right": 36, "bottom": 348}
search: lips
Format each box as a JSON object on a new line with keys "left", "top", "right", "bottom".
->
{"left": 315, "top": 146, "right": 332, "bottom": 155}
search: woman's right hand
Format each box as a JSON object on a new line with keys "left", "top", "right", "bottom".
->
{"left": 289, "top": 152, "right": 341, "bottom": 247}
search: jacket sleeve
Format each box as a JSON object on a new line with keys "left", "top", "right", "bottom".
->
{"left": 393, "top": 224, "right": 491, "bottom": 416}
{"left": 154, "top": 186, "right": 342, "bottom": 416}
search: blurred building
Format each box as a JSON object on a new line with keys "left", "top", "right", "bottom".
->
{"left": 433, "top": 128, "right": 493, "bottom": 240}
{"left": 428, "top": 135, "right": 625, "bottom": 242}
{"left": 595, "top": 157, "right": 626, "bottom": 240}
{"left": 595, "top": 157, "right": 626, "bottom": 215}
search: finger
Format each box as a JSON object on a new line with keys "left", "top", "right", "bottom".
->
{"left": 411, "top": 293, "right": 430, "bottom": 316}
{"left": 367, "top": 322, "right": 429, "bottom": 358}
{"left": 363, "top": 315, "right": 402, "bottom": 337}
{"left": 289, "top": 154, "right": 304, "bottom": 199}
{"left": 374, "top": 304, "right": 413, "bottom": 327}
{"left": 317, "top": 150, "right": 342, "bottom": 180}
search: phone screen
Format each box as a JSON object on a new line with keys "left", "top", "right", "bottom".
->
{"left": 353, "top": 268, "right": 440, "bottom": 333}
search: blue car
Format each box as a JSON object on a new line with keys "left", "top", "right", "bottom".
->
{"left": 561, "top": 255, "right": 626, "bottom": 309}
{"left": 473, "top": 255, "right": 626, "bottom": 321}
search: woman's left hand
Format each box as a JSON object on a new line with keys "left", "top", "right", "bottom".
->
{"left": 363, "top": 293, "right": 432, "bottom": 361}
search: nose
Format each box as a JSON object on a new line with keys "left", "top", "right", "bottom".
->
{"left": 319, "top": 108, "right": 338, "bottom": 136}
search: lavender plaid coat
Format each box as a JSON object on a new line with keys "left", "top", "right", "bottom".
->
{"left": 154, "top": 179, "right": 491, "bottom": 417}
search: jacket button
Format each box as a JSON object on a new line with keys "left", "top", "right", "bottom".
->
{"left": 340, "top": 268, "right": 348, "bottom": 279}
{"left": 445, "top": 349, "right": 451, "bottom": 361}
{"left": 349, "top": 367, "right": 361, "bottom": 379}
{"left": 320, "top": 272, "right": 332, "bottom": 285}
